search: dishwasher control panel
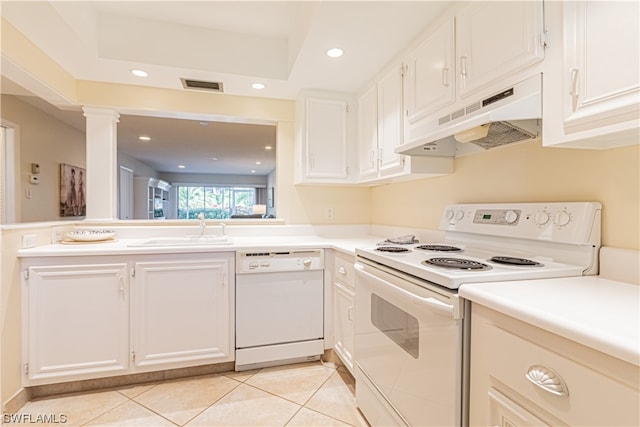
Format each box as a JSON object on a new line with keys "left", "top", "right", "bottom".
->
{"left": 236, "top": 249, "right": 324, "bottom": 273}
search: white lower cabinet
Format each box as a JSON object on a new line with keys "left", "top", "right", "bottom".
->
{"left": 23, "top": 262, "right": 130, "bottom": 385}
{"left": 469, "top": 304, "right": 640, "bottom": 426}
{"left": 22, "top": 253, "right": 234, "bottom": 386}
{"left": 132, "top": 255, "right": 234, "bottom": 371}
{"left": 332, "top": 252, "right": 355, "bottom": 374}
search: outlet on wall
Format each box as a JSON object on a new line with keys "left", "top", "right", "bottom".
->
{"left": 22, "top": 234, "right": 37, "bottom": 249}
{"left": 325, "top": 207, "right": 334, "bottom": 220}
{"left": 51, "top": 226, "right": 64, "bottom": 244}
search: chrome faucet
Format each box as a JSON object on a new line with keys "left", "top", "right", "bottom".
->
{"left": 197, "top": 212, "right": 206, "bottom": 236}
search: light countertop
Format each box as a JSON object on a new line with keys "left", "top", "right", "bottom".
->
{"left": 16, "top": 235, "right": 383, "bottom": 258}
{"left": 459, "top": 276, "right": 640, "bottom": 366}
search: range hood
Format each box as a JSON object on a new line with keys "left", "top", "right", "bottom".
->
{"left": 397, "top": 74, "right": 542, "bottom": 157}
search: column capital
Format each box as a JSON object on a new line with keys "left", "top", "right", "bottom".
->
{"left": 82, "top": 106, "right": 120, "bottom": 121}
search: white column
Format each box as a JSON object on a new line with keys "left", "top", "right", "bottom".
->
{"left": 83, "top": 107, "right": 120, "bottom": 221}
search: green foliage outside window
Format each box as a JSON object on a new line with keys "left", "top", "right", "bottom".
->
{"left": 177, "top": 186, "right": 255, "bottom": 219}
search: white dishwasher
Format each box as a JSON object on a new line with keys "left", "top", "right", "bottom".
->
{"left": 235, "top": 249, "right": 324, "bottom": 371}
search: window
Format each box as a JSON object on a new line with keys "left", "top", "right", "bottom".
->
{"left": 177, "top": 185, "right": 256, "bottom": 219}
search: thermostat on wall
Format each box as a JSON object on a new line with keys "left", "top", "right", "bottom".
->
{"left": 29, "top": 175, "right": 40, "bottom": 184}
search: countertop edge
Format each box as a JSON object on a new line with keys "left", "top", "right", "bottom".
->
{"left": 460, "top": 277, "right": 640, "bottom": 366}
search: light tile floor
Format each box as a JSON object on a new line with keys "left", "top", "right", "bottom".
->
{"left": 8, "top": 362, "right": 369, "bottom": 427}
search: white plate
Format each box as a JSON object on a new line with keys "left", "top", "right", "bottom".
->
{"left": 66, "top": 230, "right": 116, "bottom": 242}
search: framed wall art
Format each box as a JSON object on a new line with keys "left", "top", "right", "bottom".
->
{"left": 60, "top": 163, "right": 86, "bottom": 217}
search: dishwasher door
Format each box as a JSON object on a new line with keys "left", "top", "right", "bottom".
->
{"left": 235, "top": 269, "right": 324, "bottom": 369}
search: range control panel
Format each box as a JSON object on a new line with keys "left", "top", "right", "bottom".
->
{"left": 439, "top": 202, "right": 602, "bottom": 246}
{"left": 236, "top": 249, "right": 324, "bottom": 274}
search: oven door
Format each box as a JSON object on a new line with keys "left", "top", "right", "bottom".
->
{"left": 354, "top": 260, "right": 464, "bottom": 427}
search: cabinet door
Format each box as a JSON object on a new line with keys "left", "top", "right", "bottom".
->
{"left": 133, "top": 256, "right": 233, "bottom": 370}
{"left": 24, "top": 263, "right": 129, "bottom": 385}
{"left": 358, "top": 85, "right": 379, "bottom": 180}
{"left": 457, "top": 1, "right": 544, "bottom": 98}
{"left": 304, "top": 97, "right": 349, "bottom": 180}
{"left": 377, "top": 65, "right": 405, "bottom": 177}
{"left": 563, "top": 1, "right": 640, "bottom": 132}
{"left": 404, "top": 16, "right": 456, "bottom": 124}
{"left": 333, "top": 280, "right": 355, "bottom": 374}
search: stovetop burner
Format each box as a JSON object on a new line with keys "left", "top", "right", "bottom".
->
{"left": 489, "top": 256, "right": 543, "bottom": 267}
{"left": 416, "top": 244, "right": 462, "bottom": 252}
{"left": 376, "top": 246, "right": 411, "bottom": 253}
{"left": 422, "top": 257, "right": 492, "bottom": 271}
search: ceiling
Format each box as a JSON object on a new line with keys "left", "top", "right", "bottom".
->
{"left": 0, "top": 1, "right": 450, "bottom": 174}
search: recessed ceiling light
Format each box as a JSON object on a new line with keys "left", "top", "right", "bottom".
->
{"left": 256, "top": 161, "right": 262, "bottom": 165}
{"left": 138, "top": 136, "right": 151, "bottom": 141}
{"left": 130, "top": 69, "right": 148, "bottom": 77}
{"left": 178, "top": 165, "right": 186, "bottom": 169}
{"left": 326, "top": 48, "right": 344, "bottom": 58}
{"left": 211, "top": 157, "right": 218, "bottom": 161}
{"left": 251, "top": 83, "right": 265, "bottom": 90}
{"left": 264, "top": 145, "right": 272, "bottom": 150}
{"left": 251, "top": 170, "right": 256, "bottom": 173}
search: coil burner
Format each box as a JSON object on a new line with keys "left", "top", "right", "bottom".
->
{"left": 415, "top": 245, "right": 462, "bottom": 252}
{"left": 376, "top": 246, "right": 411, "bottom": 253}
{"left": 489, "top": 256, "right": 543, "bottom": 267}
{"left": 422, "top": 257, "right": 492, "bottom": 271}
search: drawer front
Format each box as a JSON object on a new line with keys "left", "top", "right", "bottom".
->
{"left": 333, "top": 252, "right": 355, "bottom": 288}
{"left": 480, "top": 322, "right": 639, "bottom": 426}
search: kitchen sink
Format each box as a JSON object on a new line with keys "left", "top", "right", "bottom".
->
{"left": 128, "top": 235, "right": 233, "bottom": 247}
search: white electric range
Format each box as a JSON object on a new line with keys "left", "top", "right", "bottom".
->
{"left": 353, "top": 202, "right": 602, "bottom": 427}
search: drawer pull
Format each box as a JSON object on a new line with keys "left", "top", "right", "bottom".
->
{"left": 525, "top": 365, "right": 569, "bottom": 397}
{"left": 338, "top": 266, "right": 347, "bottom": 275}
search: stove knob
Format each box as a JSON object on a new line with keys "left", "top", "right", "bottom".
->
{"left": 534, "top": 210, "right": 550, "bottom": 226}
{"left": 303, "top": 259, "right": 312, "bottom": 268}
{"left": 504, "top": 210, "right": 518, "bottom": 224}
{"left": 455, "top": 210, "right": 465, "bottom": 221}
{"left": 554, "top": 210, "right": 572, "bottom": 227}
{"left": 446, "top": 209, "right": 455, "bottom": 221}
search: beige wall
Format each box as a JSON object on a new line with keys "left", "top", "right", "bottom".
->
{"left": 371, "top": 140, "right": 640, "bottom": 250}
{"left": 1, "top": 95, "right": 85, "bottom": 223}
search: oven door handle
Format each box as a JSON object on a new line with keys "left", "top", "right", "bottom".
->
{"left": 356, "top": 264, "right": 455, "bottom": 318}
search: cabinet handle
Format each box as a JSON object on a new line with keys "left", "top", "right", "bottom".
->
{"left": 338, "top": 266, "right": 347, "bottom": 275}
{"left": 525, "top": 365, "right": 569, "bottom": 397}
{"left": 119, "top": 275, "right": 125, "bottom": 299}
{"left": 569, "top": 68, "right": 580, "bottom": 111}
{"left": 347, "top": 306, "right": 354, "bottom": 321}
{"left": 442, "top": 67, "right": 449, "bottom": 87}
{"left": 460, "top": 56, "right": 468, "bottom": 78}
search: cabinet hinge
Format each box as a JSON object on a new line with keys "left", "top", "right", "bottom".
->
{"left": 131, "top": 352, "right": 136, "bottom": 363}
{"left": 346, "top": 104, "right": 350, "bottom": 113}
{"left": 541, "top": 30, "right": 549, "bottom": 47}
{"left": 24, "top": 363, "right": 29, "bottom": 375}
{"left": 130, "top": 267, "right": 135, "bottom": 278}
{"left": 22, "top": 270, "right": 29, "bottom": 280}
{"left": 400, "top": 63, "right": 407, "bottom": 77}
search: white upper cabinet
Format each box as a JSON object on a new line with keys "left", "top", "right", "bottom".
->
{"left": 358, "top": 85, "right": 379, "bottom": 180}
{"left": 542, "top": 0, "right": 639, "bottom": 148}
{"left": 295, "top": 92, "right": 354, "bottom": 184}
{"left": 404, "top": 16, "right": 456, "bottom": 125}
{"left": 456, "top": 1, "right": 545, "bottom": 98}
{"left": 563, "top": 1, "right": 639, "bottom": 130}
{"left": 357, "top": 64, "right": 453, "bottom": 184}
{"left": 377, "top": 65, "right": 407, "bottom": 177}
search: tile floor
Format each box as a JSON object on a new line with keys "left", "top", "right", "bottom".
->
{"left": 8, "top": 362, "right": 369, "bottom": 427}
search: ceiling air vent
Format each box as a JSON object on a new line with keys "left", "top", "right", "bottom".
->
{"left": 180, "top": 78, "right": 224, "bottom": 93}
